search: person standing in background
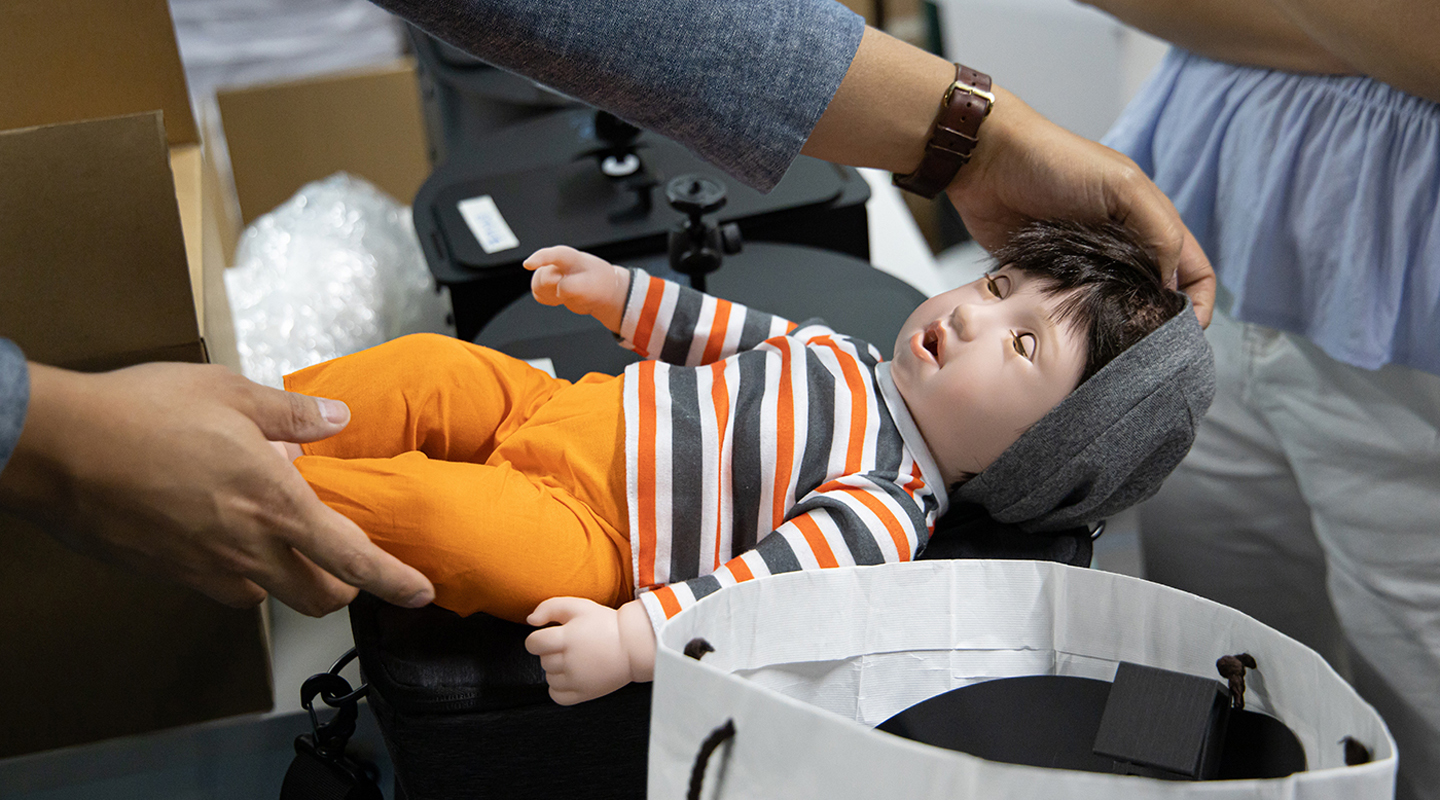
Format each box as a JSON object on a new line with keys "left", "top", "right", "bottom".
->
{"left": 1084, "top": 1, "right": 1440, "bottom": 795}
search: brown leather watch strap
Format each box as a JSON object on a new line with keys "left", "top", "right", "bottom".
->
{"left": 892, "top": 64, "right": 995, "bottom": 199}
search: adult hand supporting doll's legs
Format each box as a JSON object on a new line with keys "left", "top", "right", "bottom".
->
{"left": 525, "top": 597, "right": 656, "bottom": 705}
{"left": 1, "top": 361, "right": 435, "bottom": 617}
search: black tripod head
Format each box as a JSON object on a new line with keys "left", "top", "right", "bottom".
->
{"left": 666, "top": 174, "right": 742, "bottom": 290}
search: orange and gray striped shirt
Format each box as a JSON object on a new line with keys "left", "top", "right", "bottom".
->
{"left": 616, "top": 269, "right": 949, "bottom": 629}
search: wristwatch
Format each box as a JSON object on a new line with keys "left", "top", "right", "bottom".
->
{"left": 892, "top": 64, "right": 995, "bottom": 199}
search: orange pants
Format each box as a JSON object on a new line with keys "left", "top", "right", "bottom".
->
{"left": 284, "top": 334, "right": 632, "bottom": 622}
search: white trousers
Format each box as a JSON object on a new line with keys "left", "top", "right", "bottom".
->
{"left": 1139, "top": 310, "right": 1440, "bottom": 799}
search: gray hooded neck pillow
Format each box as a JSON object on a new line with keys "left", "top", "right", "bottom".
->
{"left": 954, "top": 296, "right": 1216, "bottom": 533}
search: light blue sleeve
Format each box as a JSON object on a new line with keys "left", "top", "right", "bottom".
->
{"left": 0, "top": 339, "right": 29, "bottom": 474}
{"left": 367, "top": 0, "right": 865, "bottom": 192}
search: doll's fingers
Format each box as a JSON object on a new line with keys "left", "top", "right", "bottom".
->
{"left": 524, "top": 625, "right": 566, "bottom": 657}
{"left": 540, "top": 669, "right": 584, "bottom": 698}
{"left": 548, "top": 687, "right": 584, "bottom": 706}
{"left": 529, "top": 266, "right": 564, "bottom": 304}
{"left": 527, "top": 595, "right": 596, "bottom": 626}
{"left": 521, "top": 246, "right": 560, "bottom": 270}
{"left": 523, "top": 245, "right": 580, "bottom": 271}
{"left": 537, "top": 651, "right": 568, "bottom": 677}
{"left": 541, "top": 674, "right": 585, "bottom": 704}
{"left": 550, "top": 279, "right": 602, "bottom": 315}
{"left": 526, "top": 596, "right": 567, "bottom": 627}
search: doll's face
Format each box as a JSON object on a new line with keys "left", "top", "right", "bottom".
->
{"left": 889, "top": 266, "right": 1086, "bottom": 485}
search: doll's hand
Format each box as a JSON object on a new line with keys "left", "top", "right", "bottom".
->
{"left": 523, "top": 245, "right": 630, "bottom": 334}
{"left": 525, "top": 597, "right": 657, "bottom": 705}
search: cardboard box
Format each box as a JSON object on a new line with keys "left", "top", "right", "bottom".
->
{"left": 217, "top": 59, "right": 431, "bottom": 226}
{"left": 0, "top": 0, "right": 239, "bottom": 374}
{"left": 0, "top": 0, "right": 267, "bottom": 758}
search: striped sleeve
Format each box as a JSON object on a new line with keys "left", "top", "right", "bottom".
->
{"left": 638, "top": 472, "right": 933, "bottom": 626}
{"left": 617, "top": 269, "right": 831, "bottom": 365}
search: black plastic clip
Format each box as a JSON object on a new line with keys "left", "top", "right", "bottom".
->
{"left": 279, "top": 648, "right": 382, "bottom": 800}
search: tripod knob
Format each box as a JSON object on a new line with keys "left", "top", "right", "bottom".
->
{"left": 665, "top": 175, "right": 727, "bottom": 219}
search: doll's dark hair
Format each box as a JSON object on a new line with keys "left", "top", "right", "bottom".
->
{"left": 993, "top": 219, "right": 1187, "bottom": 385}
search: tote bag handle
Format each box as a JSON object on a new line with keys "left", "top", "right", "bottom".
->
{"left": 688, "top": 719, "right": 736, "bottom": 800}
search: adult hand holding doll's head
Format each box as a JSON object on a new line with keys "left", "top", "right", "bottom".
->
{"left": 944, "top": 85, "right": 1215, "bottom": 328}
{"left": 801, "top": 27, "right": 1215, "bottom": 328}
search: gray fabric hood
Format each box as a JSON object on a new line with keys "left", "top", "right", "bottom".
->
{"left": 954, "top": 297, "right": 1215, "bottom": 532}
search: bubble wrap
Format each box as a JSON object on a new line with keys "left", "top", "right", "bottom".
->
{"left": 226, "top": 172, "right": 453, "bottom": 388}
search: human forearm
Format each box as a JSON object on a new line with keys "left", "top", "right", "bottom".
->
{"left": 1085, "top": 0, "right": 1440, "bottom": 101}
{"left": 1082, "top": 0, "right": 1352, "bottom": 74}
{"left": 379, "top": 0, "right": 1216, "bottom": 325}
{"left": 801, "top": 26, "right": 954, "bottom": 174}
{"left": 369, "top": 0, "right": 863, "bottom": 191}
{"left": 1265, "top": 0, "right": 1440, "bottom": 101}
{"left": 0, "top": 364, "right": 75, "bottom": 515}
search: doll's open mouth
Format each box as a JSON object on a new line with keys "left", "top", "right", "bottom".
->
{"left": 922, "top": 325, "right": 942, "bottom": 363}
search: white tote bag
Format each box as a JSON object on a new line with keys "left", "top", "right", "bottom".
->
{"left": 648, "top": 561, "right": 1395, "bottom": 799}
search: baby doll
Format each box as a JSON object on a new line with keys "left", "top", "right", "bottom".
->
{"left": 279, "top": 220, "right": 1213, "bottom": 704}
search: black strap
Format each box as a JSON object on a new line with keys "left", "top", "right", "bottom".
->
{"left": 687, "top": 719, "right": 736, "bottom": 800}
{"left": 280, "top": 648, "right": 383, "bottom": 800}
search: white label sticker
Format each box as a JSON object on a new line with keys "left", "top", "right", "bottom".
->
{"left": 457, "top": 194, "right": 520, "bottom": 254}
{"left": 524, "top": 357, "right": 557, "bottom": 378}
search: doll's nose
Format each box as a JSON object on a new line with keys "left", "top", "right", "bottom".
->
{"left": 951, "top": 303, "right": 983, "bottom": 341}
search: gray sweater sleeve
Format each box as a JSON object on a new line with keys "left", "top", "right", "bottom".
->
{"left": 0, "top": 339, "right": 29, "bottom": 474}
{"left": 367, "top": 0, "right": 865, "bottom": 191}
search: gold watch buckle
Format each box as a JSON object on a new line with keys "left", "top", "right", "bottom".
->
{"left": 943, "top": 80, "right": 996, "bottom": 116}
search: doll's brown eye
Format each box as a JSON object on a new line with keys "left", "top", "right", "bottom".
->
{"left": 984, "top": 274, "right": 1001, "bottom": 297}
{"left": 1012, "top": 332, "right": 1036, "bottom": 359}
